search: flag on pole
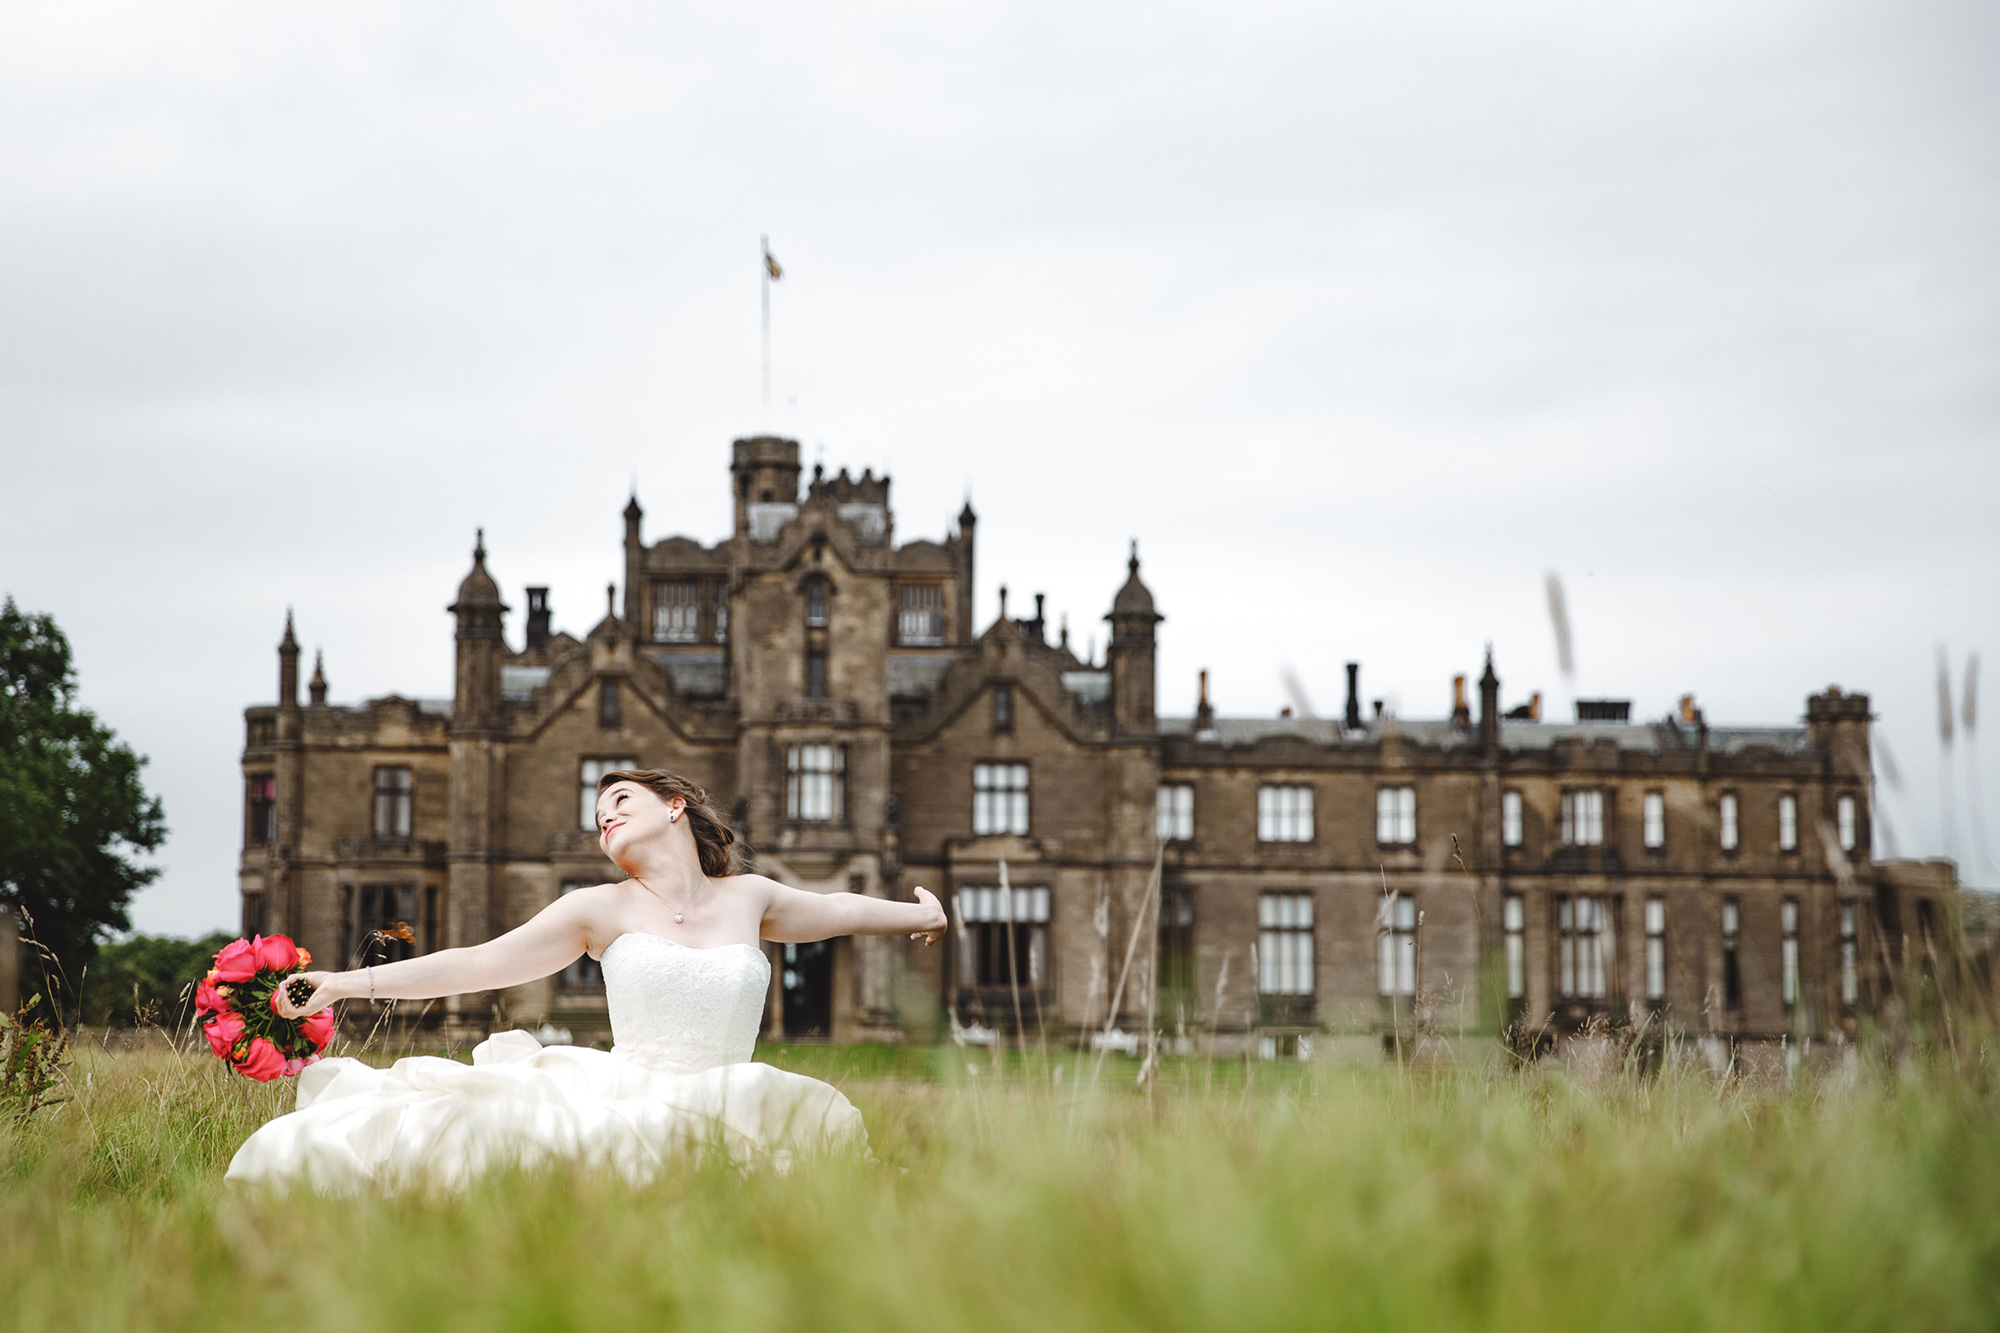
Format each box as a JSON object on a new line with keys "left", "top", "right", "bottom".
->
{"left": 764, "top": 245, "right": 783, "bottom": 280}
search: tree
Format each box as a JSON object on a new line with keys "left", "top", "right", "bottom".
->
{"left": 81, "top": 931, "right": 235, "bottom": 1027}
{"left": 0, "top": 598, "right": 167, "bottom": 1010}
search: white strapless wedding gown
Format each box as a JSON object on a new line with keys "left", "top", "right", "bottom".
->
{"left": 225, "top": 935, "right": 866, "bottom": 1192}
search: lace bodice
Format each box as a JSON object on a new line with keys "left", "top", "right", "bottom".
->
{"left": 599, "top": 934, "right": 771, "bottom": 1075}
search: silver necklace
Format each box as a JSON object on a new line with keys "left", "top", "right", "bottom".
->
{"left": 636, "top": 875, "right": 693, "bottom": 924}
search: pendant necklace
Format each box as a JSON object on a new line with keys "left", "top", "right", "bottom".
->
{"left": 636, "top": 874, "right": 691, "bottom": 925}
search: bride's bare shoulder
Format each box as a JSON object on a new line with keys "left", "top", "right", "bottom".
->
{"left": 542, "top": 878, "right": 635, "bottom": 919}
{"left": 716, "top": 872, "right": 788, "bottom": 901}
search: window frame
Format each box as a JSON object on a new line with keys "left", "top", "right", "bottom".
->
{"left": 954, "top": 884, "right": 1051, "bottom": 991}
{"left": 1559, "top": 788, "right": 1605, "bottom": 847}
{"left": 1555, "top": 893, "right": 1612, "bottom": 1000}
{"left": 1376, "top": 786, "right": 1416, "bottom": 846}
{"left": 246, "top": 774, "right": 277, "bottom": 846}
{"left": 972, "top": 762, "right": 1031, "bottom": 837}
{"left": 598, "top": 678, "right": 622, "bottom": 729}
{"left": 372, "top": 765, "right": 413, "bottom": 841}
{"left": 1256, "top": 785, "right": 1315, "bottom": 844}
{"left": 1721, "top": 896, "right": 1742, "bottom": 1008}
{"left": 895, "top": 581, "right": 946, "bottom": 646}
{"left": 1837, "top": 793, "right": 1859, "bottom": 852}
{"left": 1501, "top": 790, "right": 1523, "bottom": 848}
{"left": 1778, "top": 793, "right": 1799, "bottom": 853}
{"left": 785, "top": 743, "right": 848, "bottom": 825}
{"left": 1156, "top": 782, "right": 1194, "bottom": 842}
{"left": 1502, "top": 892, "right": 1525, "bottom": 1002}
{"left": 1781, "top": 897, "right": 1800, "bottom": 1010}
{"left": 1377, "top": 891, "right": 1417, "bottom": 997}
{"left": 1719, "top": 792, "right": 1740, "bottom": 852}
{"left": 652, "top": 579, "right": 700, "bottom": 643}
{"left": 1259, "top": 891, "right": 1316, "bottom": 1000}
{"left": 352, "top": 881, "right": 419, "bottom": 965}
{"left": 1643, "top": 790, "right": 1666, "bottom": 850}
{"left": 1839, "top": 902, "right": 1860, "bottom": 1006}
{"left": 991, "top": 683, "right": 1013, "bottom": 733}
{"left": 1158, "top": 886, "right": 1196, "bottom": 1011}
{"left": 1644, "top": 896, "right": 1667, "bottom": 1004}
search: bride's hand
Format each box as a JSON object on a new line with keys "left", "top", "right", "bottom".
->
{"left": 271, "top": 971, "right": 339, "bottom": 1019}
{"left": 909, "top": 887, "right": 947, "bottom": 946}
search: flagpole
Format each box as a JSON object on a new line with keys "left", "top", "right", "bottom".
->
{"left": 760, "top": 233, "right": 771, "bottom": 417}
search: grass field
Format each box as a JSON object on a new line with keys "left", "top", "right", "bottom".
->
{"left": 4, "top": 1032, "right": 1999, "bottom": 1332}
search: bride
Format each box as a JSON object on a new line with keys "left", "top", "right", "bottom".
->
{"left": 227, "top": 768, "right": 947, "bottom": 1192}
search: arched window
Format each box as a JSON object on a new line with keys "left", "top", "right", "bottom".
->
{"left": 805, "top": 580, "right": 828, "bottom": 628}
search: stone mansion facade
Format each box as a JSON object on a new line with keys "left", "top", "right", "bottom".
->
{"left": 238, "top": 436, "right": 1952, "bottom": 1053}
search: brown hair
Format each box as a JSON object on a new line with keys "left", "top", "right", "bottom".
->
{"left": 597, "top": 769, "right": 741, "bottom": 878}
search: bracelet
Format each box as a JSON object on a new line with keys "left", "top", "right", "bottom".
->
{"left": 368, "top": 964, "right": 375, "bottom": 1002}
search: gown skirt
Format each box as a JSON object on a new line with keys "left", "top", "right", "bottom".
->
{"left": 223, "top": 1030, "right": 868, "bottom": 1193}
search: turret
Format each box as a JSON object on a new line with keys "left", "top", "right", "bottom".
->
{"left": 448, "top": 530, "right": 508, "bottom": 731}
{"left": 1106, "top": 541, "right": 1162, "bottom": 737}
{"left": 277, "top": 611, "right": 300, "bottom": 711}
{"left": 956, "top": 498, "right": 977, "bottom": 645}
{"left": 622, "top": 493, "right": 643, "bottom": 632}
{"left": 308, "top": 650, "right": 327, "bottom": 705}
{"left": 1807, "top": 685, "right": 1874, "bottom": 814}
{"left": 731, "top": 436, "right": 802, "bottom": 537}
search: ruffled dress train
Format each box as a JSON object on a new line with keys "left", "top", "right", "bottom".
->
{"left": 224, "top": 935, "right": 864, "bottom": 1193}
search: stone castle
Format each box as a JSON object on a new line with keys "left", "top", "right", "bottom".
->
{"left": 238, "top": 436, "right": 1953, "bottom": 1055}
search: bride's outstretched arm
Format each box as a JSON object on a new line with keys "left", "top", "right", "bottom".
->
{"left": 272, "top": 892, "right": 597, "bottom": 1018}
{"left": 761, "top": 882, "right": 947, "bottom": 946}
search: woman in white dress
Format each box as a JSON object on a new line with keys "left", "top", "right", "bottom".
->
{"left": 227, "top": 768, "right": 947, "bottom": 1192}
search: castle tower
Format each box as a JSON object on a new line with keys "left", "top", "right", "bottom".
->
{"left": 445, "top": 533, "right": 508, "bottom": 1021}
{"left": 731, "top": 436, "right": 803, "bottom": 537}
{"left": 278, "top": 611, "right": 301, "bottom": 713}
{"left": 269, "top": 612, "right": 305, "bottom": 937}
{"left": 622, "top": 493, "right": 644, "bottom": 634}
{"left": 448, "top": 531, "right": 508, "bottom": 732}
{"left": 1106, "top": 542, "right": 1162, "bottom": 737}
{"left": 955, "top": 499, "right": 977, "bottom": 645}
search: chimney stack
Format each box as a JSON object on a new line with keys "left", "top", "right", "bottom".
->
{"left": 525, "top": 587, "right": 552, "bottom": 649}
{"left": 1344, "top": 662, "right": 1362, "bottom": 731}
{"left": 1451, "top": 674, "right": 1470, "bottom": 729}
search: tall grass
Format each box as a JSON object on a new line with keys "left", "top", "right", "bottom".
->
{"left": 4, "top": 1036, "right": 1998, "bottom": 1332}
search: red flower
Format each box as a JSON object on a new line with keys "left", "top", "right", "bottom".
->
{"left": 234, "top": 1037, "right": 286, "bottom": 1082}
{"left": 205, "top": 1012, "right": 246, "bottom": 1059}
{"left": 194, "top": 980, "right": 232, "bottom": 1016}
{"left": 301, "top": 1009, "right": 336, "bottom": 1051}
{"left": 211, "top": 938, "right": 259, "bottom": 983}
{"left": 283, "top": 1057, "right": 306, "bottom": 1077}
{"left": 253, "top": 934, "right": 300, "bottom": 972}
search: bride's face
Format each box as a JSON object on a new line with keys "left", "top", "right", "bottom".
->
{"left": 596, "top": 782, "right": 683, "bottom": 862}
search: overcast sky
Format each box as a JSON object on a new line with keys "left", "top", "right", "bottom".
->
{"left": 3, "top": 1, "right": 1995, "bottom": 936}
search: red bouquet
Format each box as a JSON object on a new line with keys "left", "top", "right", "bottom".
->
{"left": 193, "top": 934, "right": 335, "bottom": 1081}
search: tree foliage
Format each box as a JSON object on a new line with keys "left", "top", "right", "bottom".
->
{"left": 81, "top": 931, "right": 235, "bottom": 1028}
{"left": 0, "top": 597, "right": 167, "bottom": 1007}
